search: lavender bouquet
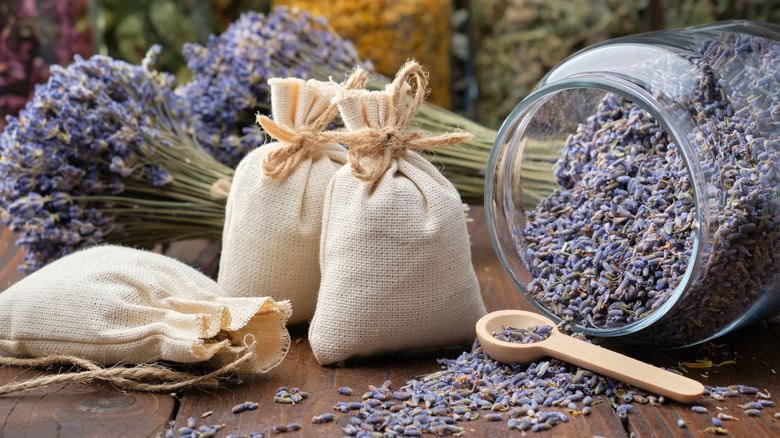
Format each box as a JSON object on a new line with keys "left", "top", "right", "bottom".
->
{"left": 180, "top": 7, "right": 495, "bottom": 203}
{"left": 0, "top": 46, "right": 232, "bottom": 272}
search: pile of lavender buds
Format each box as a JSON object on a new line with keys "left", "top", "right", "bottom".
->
{"left": 492, "top": 325, "right": 553, "bottom": 344}
{"left": 158, "top": 326, "right": 776, "bottom": 437}
{"left": 518, "top": 31, "right": 780, "bottom": 345}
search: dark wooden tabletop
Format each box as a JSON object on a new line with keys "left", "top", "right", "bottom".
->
{"left": 0, "top": 206, "right": 778, "bottom": 437}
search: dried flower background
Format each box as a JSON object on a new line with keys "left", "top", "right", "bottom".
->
{"left": 274, "top": 0, "right": 453, "bottom": 107}
{"left": 472, "top": 0, "right": 780, "bottom": 128}
{"left": 0, "top": 7, "right": 492, "bottom": 272}
{"left": 519, "top": 32, "right": 780, "bottom": 346}
{"left": 0, "top": 0, "right": 93, "bottom": 131}
{"left": 92, "top": 0, "right": 272, "bottom": 81}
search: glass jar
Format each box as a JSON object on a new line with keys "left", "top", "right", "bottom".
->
{"left": 485, "top": 21, "right": 780, "bottom": 348}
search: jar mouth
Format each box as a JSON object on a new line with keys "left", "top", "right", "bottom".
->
{"left": 486, "top": 75, "right": 705, "bottom": 340}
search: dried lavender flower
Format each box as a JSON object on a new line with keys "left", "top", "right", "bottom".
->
{"left": 0, "top": 46, "right": 232, "bottom": 272}
{"left": 492, "top": 324, "right": 552, "bottom": 343}
{"left": 178, "top": 6, "right": 370, "bottom": 168}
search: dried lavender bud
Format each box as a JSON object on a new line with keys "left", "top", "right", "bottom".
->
{"left": 692, "top": 405, "right": 708, "bottom": 414}
{"left": 492, "top": 325, "right": 553, "bottom": 344}
{"left": 738, "top": 385, "right": 759, "bottom": 394}
{"left": 744, "top": 409, "right": 762, "bottom": 416}
{"left": 312, "top": 413, "right": 335, "bottom": 423}
{"left": 338, "top": 386, "right": 354, "bottom": 395}
{"left": 271, "top": 424, "right": 288, "bottom": 433}
{"left": 485, "top": 413, "right": 503, "bottom": 421}
{"left": 231, "top": 401, "right": 258, "bottom": 414}
{"left": 677, "top": 418, "right": 687, "bottom": 428}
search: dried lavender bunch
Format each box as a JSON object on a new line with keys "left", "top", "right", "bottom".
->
{"left": 0, "top": 46, "right": 232, "bottom": 272}
{"left": 178, "top": 6, "right": 371, "bottom": 167}
{"left": 0, "top": 0, "right": 93, "bottom": 131}
{"left": 179, "top": 6, "right": 495, "bottom": 203}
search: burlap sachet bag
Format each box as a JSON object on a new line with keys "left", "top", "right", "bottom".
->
{"left": 308, "top": 61, "right": 488, "bottom": 365}
{"left": 218, "top": 72, "right": 366, "bottom": 325}
{"left": 0, "top": 245, "right": 291, "bottom": 394}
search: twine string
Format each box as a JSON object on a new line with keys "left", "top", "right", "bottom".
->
{"left": 259, "top": 68, "right": 368, "bottom": 180}
{"left": 323, "top": 61, "right": 473, "bottom": 186}
{"left": 0, "top": 342, "right": 257, "bottom": 395}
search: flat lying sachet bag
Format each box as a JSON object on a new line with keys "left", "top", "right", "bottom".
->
{"left": 0, "top": 245, "right": 291, "bottom": 373}
{"left": 218, "top": 73, "right": 365, "bottom": 325}
{"left": 309, "top": 61, "right": 488, "bottom": 365}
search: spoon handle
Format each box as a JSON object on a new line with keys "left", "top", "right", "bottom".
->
{"left": 544, "top": 334, "right": 704, "bottom": 403}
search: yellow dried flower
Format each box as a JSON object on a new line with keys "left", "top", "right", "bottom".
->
{"left": 275, "top": 0, "right": 452, "bottom": 107}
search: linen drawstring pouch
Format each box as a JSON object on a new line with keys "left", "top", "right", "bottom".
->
{"left": 308, "top": 61, "right": 488, "bottom": 365}
{"left": 0, "top": 245, "right": 291, "bottom": 394}
{"left": 218, "top": 72, "right": 366, "bottom": 325}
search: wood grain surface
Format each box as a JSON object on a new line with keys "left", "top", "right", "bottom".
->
{"left": 0, "top": 207, "right": 778, "bottom": 437}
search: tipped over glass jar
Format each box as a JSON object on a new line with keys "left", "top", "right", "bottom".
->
{"left": 485, "top": 21, "right": 780, "bottom": 348}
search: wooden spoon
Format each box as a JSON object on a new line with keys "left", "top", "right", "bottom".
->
{"left": 476, "top": 310, "right": 704, "bottom": 403}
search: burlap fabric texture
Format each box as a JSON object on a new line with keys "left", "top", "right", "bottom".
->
{"left": 218, "top": 73, "right": 366, "bottom": 325}
{"left": 0, "top": 245, "right": 291, "bottom": 373}
{"left": 308, "top": 61, "right": 488, "bottom": 365}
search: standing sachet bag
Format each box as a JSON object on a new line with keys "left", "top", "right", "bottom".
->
{"left": 218, "top": 73, "right": 365, "bottom": 325}
{"left": 309, "top": 61, "right": 488, "bottom": 365}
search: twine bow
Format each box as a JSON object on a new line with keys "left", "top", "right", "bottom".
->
{"left": 324, "top": 61, "right": 473, "bottom": 186}
{"left": 257, "top": 69, "right": 368, "bottom": 180}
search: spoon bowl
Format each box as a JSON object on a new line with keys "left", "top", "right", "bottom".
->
{"left": 475, "top": 309, "right": 555, "bottom": 364}
{"left": 476, "top": 310, "right": 704, "bottom": 403}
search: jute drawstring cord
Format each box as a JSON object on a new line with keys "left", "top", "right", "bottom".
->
{"left": 0, "top": 338, "right": 257, "bottom": 395}
{"left": 257, "top": 68, "right": 368, "bottom": 180}
{"left": 323, "top": 61, "right": 473, "bottom": 186}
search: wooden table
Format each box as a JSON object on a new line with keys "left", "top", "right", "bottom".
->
{"left": 0, "top": 206, "right": 778, "bottom": 437}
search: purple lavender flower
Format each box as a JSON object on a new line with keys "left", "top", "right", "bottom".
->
{"left": 178, "top": 6, "right": 373, "bottom": 167}
{"left": 0, "top": 46, "right": 231, "bottom": 272}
